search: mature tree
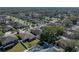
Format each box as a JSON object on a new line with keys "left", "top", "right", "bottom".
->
{"left": 69, "top": 16, "right": 78, "bottom": 25}
{"left": 40, "top": 26, "right": 65, "bottom": 44}
{"left": 63, "top": 19, "right": 73, "bottom": 28}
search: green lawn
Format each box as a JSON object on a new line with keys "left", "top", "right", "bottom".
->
{"left": 23, "top": 39, "right": 40, "bottom": 48}
{"left": 7, "top": 39, "right": 39, "bottom": 52}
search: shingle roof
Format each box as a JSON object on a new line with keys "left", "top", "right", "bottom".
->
{"left": 0, "top": 36, "right": 18, "bottom": 45}
{"left": 19, "top": 32, "right": 36, "bottom": 41}
{"left": 31, "top": 28, "right": 42, "bottom": 35}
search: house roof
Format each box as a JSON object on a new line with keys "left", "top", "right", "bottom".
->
{"left": 0, "top": 15, "right": 6, "bottom": 20}
{"left": 19, "top": 32, "right": 36, "bottom": 40}
{"left": 71, "top": 25, "right": 79, "bottom": 31}
{"left": 0, "top": 36, "right": 18, "bottom": 45}
{"left": 47, "top": 21, "right": 62, "bottom": 26}
{"left": 31, "top": 28, "right": 42, "bottom": 35}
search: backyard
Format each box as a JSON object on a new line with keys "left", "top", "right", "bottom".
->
{"left": 7, "top": 39, "right": 39, "bottom": 52}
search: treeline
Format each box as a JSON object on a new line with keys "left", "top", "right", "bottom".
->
{"left": 0, "top": 7, "right": 79, "bottom": 16}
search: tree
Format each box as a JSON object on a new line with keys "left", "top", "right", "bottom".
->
{"left": 71, "top": 19, "right": 77, "bottom": 25}
{"left": 63, "top": 19, "right": 73, "bottom": 28}
{"left": 40, "top": 26, "right": 64, "bottom": 44}
{"left": 69, "top": 16, "right": 77, "bottom": 25}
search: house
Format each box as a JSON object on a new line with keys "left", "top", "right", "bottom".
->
{"left": 55, "top": 39, "right": 79, "bottom": 52}
{"left": 18, "top": 31, "right": 36, "bottom": 42}
{"left": 30, "top": 28, "right": 42, "bottom": 36}
{"left": 63, "top": 25, "right": 79, "bottom": 39}
{"left": 71, "top": 25, "right": 79, "bottom": 31}
{"left": 63, "top": 31, "right": 75, "bottom": 39}
{"left": 0, "top": 25, "right": 13, "bottom": 32}
{"left": 4, "top": 31, "right": 17, "bottom": 37}
{"left": 0, "top": 15, "right": 7, "bottom": 24}
{"left": 77, "top": 20, "right": 79, "bottom": 25}
{"left": 13, "top": 23, "right": 26, "bottom": 29}
{"left": 47, "top": 20, "right": 63, "bottom": 26}
{"left": 30, "top": 28, "right": 42, "bottom": 39}
{"left": 0, "top": 36, "right": 18, "bottom": 51}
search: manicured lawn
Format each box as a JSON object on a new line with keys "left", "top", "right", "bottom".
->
{"left": 7, "top": 39, "right": 39, "bottom": 52}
